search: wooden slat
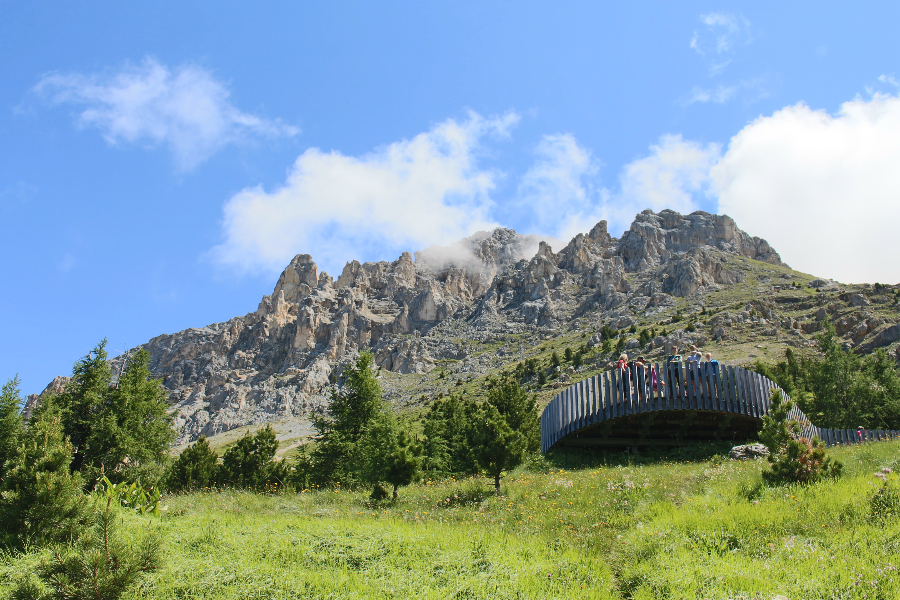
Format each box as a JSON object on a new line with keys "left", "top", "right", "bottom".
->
{"left": 685, "top": 363, "right": 696, "bottom": 410}
{"left": 609, "top": 369, "right": 622, "bottom": 419}
{"left": 603, "top": 371, "right": 611, "bottom": 421}
{"left": 734, "top": 368, "right": 747, "bottom": 415}
{"left": 631, "top": 365, "right": 641, "bottom": 414}
{"left": 720, "top": 366, "right": 731, "bottom": 413}
{"left": 652, "top": 363, "right": 662, "bottom": 412}
{"left": 727, "top": 366, "right": 739, "bottom": 413}
{"left": 637, "top": 366, "right": 647, "bottom": 413}
{"left": 753, "top": 372, "right": 764, "bottom": 417}
{"left": 698, "top": 363, "right": 708, "bottom": 410}
{"left": 749, "top": 372, "right": 761, "bottom": 418}
{"left": 583, "top": 379, "right": 590, "bottom": 426}
{"left": 576, "top": 380, "right": 584, "bottom": 429}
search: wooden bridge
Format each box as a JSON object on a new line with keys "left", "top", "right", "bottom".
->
{"left": 540, "top": 363, "right": 900, "bottom": 453}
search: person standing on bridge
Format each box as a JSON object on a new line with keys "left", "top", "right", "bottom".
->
{"left": 702, "top": 352, "right": 719, "bottom": 398}
{"left": 663, "top": 346, "right": 683, "bottom": 398}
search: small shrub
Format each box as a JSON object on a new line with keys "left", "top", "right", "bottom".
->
{"left": 0, "top": 407, "right": 90, "bottom": 549}
{"left": 165, "top": 435, "right": 218, "bottom": 492}
{"left": 870, "top": 472, "right": 899, "bottom": 524}
{"left": 34, "top": 496, "right": 161, "bottom": 600}
{"left": 759, "top": 389, "right": 842, "bottom": 486}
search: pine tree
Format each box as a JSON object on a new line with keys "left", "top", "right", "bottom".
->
{"left": 473, "top": 404, "right": 527, "bottom": 493}
{"left": 572, "top": 351, "right": 583, "bottom": 369}
{"left": 0, "top": 376, "right": 25, "bottom": 482}
{"left": 564, "top": 348, "right": 573, "bottom": 362}
{"left": 52, "top": 342, "right": 174, "bottom": 486}
{"left": 216, "top": 425, "right": 280, "bottom": 490}
{"left": 165, "top": 435, "right": 218, "bottom": 492}
{"left": 54, "top": 340, "right": 112, "bottom": 474}
{"left": 421, "top": 394, "right": 478, "bottom": 475}
{"left": 84, "top": 349, "right": 175, "bottom": 485}
{"left": 472, "top": 380, "right": 539, "bottom": 492}
{"left": 759, "top": 389, "right": 842, "bottom": 486}
{"left": 310, "top": 352, "right": 384, "bottom": 485}
{"left": 0, "top": 405, "right": 90, "bottom": 549}
{"left": 361, "top": 414, "right": 422, "bottom": 499}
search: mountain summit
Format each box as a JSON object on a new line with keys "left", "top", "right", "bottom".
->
{"left": 29, "top": 209, "right": 900, "bottom": 445}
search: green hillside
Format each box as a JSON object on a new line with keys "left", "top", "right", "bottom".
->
{"left": 3, "top": 441, "right": 898, "bottom": 599}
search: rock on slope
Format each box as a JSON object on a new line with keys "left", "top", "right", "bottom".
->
{"left": 92, "top": 209, "right": 788, "bottom": 444}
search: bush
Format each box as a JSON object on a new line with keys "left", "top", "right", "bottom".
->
{"left": 754, "top": 323, "right": 900, "bottom": 429}
{"left": 165, "top": 435, "right": 218, "bottom": 492}
{"left": 31, "top": 495, "right": 161, "bottom": 600}
{"left": 0, "top": 407, "right": 90, "bottom": 549}
{"left": 216, "top": 425, "right": 285, "bottom": 490}
{"left": 759, "top": 389, "right": 842, "bottom": 486}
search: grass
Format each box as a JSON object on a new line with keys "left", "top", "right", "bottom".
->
{"left": 4, "top": 442, "right": 898, "bottom": 599}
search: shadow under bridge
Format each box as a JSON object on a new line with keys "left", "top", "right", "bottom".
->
{"left": 540, "top": 363, "right": 900, "bottom": 452}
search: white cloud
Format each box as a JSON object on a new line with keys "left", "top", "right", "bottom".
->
{"left": 35, "top": 58, "right": 298, "bottom": 170}
{"left": 712, "top": 93, "right": 900, "bottom": 284}
{"left": 594, "top": 135, "right": 720, "bottom": 233}
{"left": 209, "top": 111, "right": 517, "bottom": 274}
{"left": 514, "top": 133, "right": 606, "bottom": 241}
{"left": 57, "top": 253, "right": 76, "bottom": 272}
{"left": 684, "top": 77, "right": 773, "bottom": 106}
{"left": 513, "top": 134, "right": 721, "bottom": 240}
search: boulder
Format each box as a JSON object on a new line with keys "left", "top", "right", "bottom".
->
{"left": 729, "top": 444, "right": 769, "bottom": 460}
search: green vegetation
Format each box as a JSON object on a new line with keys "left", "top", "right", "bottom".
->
{"left": 755, "top": 323, "right": 900, "bottom": 429}
{"left": 49, "top": 340, "right": 175, "bottom": 486}
{"left": 2, "top": 441, "right": 899, "bottom": 598}
{"left": 759, "top": 389, "right": 843, "bottom": 486}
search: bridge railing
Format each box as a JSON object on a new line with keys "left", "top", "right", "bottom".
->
{"left": 540, "top": 362, "right": 900, "bottom": 453}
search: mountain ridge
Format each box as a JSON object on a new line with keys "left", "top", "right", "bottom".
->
{"left": 25, "top": 209, "right": 900, "bottom": 446}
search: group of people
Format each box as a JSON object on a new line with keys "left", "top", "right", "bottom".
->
{"left": 614, "top": 345, "right": 719, "bottom": 398}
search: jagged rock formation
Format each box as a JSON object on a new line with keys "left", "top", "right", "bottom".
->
{"left": 34, "top": 209, "right": 900, "bottom": 444}
{"left": 131, "top": 209, "right": 795, "bottom": 443}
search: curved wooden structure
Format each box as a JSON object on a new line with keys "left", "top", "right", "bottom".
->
{"left": 540, "top": 363, "right": 900, "bottom": 453}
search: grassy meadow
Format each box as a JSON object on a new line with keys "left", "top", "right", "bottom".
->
{"left": 2, "top": 441, "right": 899, "bottom": 599}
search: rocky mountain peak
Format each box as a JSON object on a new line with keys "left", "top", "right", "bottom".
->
{"left": 36, "top": 209, "right": 801, "bottom": 444}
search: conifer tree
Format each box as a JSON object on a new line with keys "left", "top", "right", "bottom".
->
{"left": 52, "top": 341, "right": 174, "bottom": 485}
{"left": 166, "top": 435, "right": 218, "bottom": 491}
{"left": 472, "top": 379, "right": 539, "bottom": 492}
{"left": 0, "top": 376, "right": 25, "bottom": 482}
{"left": 217, "top": 425, "right": 281, "bottom": 490}
{"left": 360, "top": 413, "right": 422, "bottom": 499}
{"left": 310, "top": 352, "right": 383, "bottom": 485}
{"left": 0, "top": 405, "right": 89, "bottom": 549}
{"left": 421, "top": 394, "right": 478, "bottom": 475}
{"left": 759, "top": 389, "right": 842, "bottom": 486}
{"left": 473, "top": 404, "right": 527, "bottom": 492}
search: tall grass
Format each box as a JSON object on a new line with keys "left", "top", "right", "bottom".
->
{"left": 2, "top": 441, "right": 898, "bottom": 599}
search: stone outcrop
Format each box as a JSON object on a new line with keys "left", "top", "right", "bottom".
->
{"left": 33, "top": 209, "right": 804, "bottom": 444}
{"left": 618, "top": 209, "right": 784, "bottom": 272}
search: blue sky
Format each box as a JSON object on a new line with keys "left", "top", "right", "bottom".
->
{"left": 3, "top": 2, "right": 900, "bottom": 394}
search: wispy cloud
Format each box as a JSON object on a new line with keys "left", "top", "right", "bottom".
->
{"left": 683, "top": 77, "right": 772, "bottom": 106}
{"left": 35, "top": 58, "right": 299, "bottom": 171}
{"left": 0, "top": 181, "right": 38, "bottom": 205}
{"left": 57, "top": 253, "right": 76, "bottom": 273}
{"left": 513, "top": 133, "right": 606, "bottom": 241}
{"left": 685, "top": 85, "right": 738, "bottom": 105}
{"left": 878, "top": 74, "right": 899, "bottom": 88}
{"left": 690, "top": 12, "right": 752, "bottom": 74}
{"left": 209, "top": 111, "right": 517, "bottom": 274}
{"left": 513, "top": 134, "right": 721, "bottom": 240}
